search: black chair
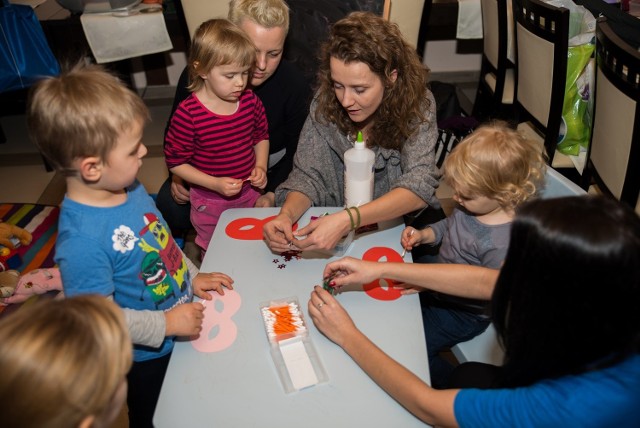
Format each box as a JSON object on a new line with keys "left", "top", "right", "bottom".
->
{"left": 416, "top": 0, "right": 433, "bottom": 60}
{"left": 582, "top": 18, "right": 640, "bottom": 213}
{"left": 513, "top": 0, "right": 573, "bottom": 169}
{"left": 472, "top": 0, "right": 515, "bottom": 120}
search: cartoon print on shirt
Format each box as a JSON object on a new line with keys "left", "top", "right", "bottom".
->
{"left": 112, "top": 225, "right": 139, "bottom": 253}
{"left": 138, "top": 213, "right": 190, "bottom": 292}
{"left": 139, "top": 251, "right": 177, "bottom": 308}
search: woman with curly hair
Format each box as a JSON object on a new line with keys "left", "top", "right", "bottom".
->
{"left": 264, "top": 11, "right": 440, "bottom": 252}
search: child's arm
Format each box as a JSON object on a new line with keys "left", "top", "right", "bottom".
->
{"left": 401, "top": 226, "right": 437, "bottom": 252}
{"left": 170, "top": 164, "right": 243, "bottom": 197}
{"left": 247, "top": 139, "right": 269, "bottom": 189}
{"left": 122, "top": 307, "right": 166, "bottom": 347}
{"left": 181, "top": 249, "right": 234, "bottom": 300}
{"left": 123, "top": 302, "right": 206, "bottom": 346}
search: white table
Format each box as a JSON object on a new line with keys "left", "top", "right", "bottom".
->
{"left": 155, "top": 207, "right": 431, "bottom": 427}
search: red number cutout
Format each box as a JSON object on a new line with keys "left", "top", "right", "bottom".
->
{"left": 191, "top": 289, "right": 242, "bottom": 353}
{"left": 362, "top": 247, "right": 404, "bottom": 301}
{"left": 225, "top": 216, "right": 298, "bottom": 240}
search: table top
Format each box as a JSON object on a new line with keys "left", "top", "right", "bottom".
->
{"left": 155, "top": 207, "right": 431, "bottom": 427}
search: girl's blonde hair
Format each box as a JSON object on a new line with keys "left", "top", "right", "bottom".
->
{"left": 228, "top": 0, "right": 290, "bottom": 33}
{"left": 0, "top": 295, "right": 132, "bottom": 427}
{"left": 188, "top": 19, "right": 257, "bottom": 92}
{"left": 444, "top": 121, "right": 547, "bottom": 210}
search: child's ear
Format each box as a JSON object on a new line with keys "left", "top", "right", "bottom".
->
{"left": 78, "top": 156, "right": 103, "bottom": 182}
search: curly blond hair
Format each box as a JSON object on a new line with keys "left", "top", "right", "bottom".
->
{"left": 444, "top": 121, "right": 547, "bottom": 210}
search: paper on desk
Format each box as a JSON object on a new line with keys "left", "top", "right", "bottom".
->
{"left": 80, "top": 6, "right": 172, "bottom": 63}
{"left": 457, "top": 0, "right": 483, "bottom": 39}
{"left": 279, "top": 338, "right": 319, "bottom": 390}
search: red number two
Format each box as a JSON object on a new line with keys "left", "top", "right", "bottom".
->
{"left": 191, "top": 289, "right": 242, "bottom": 353}
{"left": 362, "top": 247, "right": 405, "bottom": 301}
{"left": 225, "top": 216, "right": 298, "bottom": 240}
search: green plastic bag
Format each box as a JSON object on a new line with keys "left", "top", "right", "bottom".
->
{"left": 557, "top": 43, "right": 595, "bottom": 156}
{"left": 546, "top": 0, "right": 596, "bottom": 156}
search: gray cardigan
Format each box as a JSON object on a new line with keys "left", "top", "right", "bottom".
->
{"left": 275, "top": 91, "right": 441, "bottom": 209}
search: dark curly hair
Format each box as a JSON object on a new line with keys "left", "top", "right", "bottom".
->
{"left": 314, "top": 11, "right": 431, "bottom": 150}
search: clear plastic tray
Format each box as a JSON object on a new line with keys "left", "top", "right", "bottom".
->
{"left": 259, "top": 296, "right": 329, "bottom": 393}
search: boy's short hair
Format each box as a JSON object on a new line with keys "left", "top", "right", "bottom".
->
{"left": 228, "top": 0, "right": 290, "bottom": 33}
{"left": 188, "top": 19, "right": 256, "bottom": 93}
{"left": 27, "top": 63, "right": 149, "bottom": 175}
{"left": 444, "top": 121, "right": 547, "bottom": 210}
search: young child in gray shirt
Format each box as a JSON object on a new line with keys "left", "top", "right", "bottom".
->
{"left": 401, "top": 121, "right": 546, "bottom": 388}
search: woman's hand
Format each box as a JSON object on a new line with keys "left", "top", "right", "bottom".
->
{"left": 263, "top": 213, "right": 297, "bottom": 252}
{"left": 292, "top": 210, "right": 351, "bottom": 251}
{"left": 308, "top": 286, "right": 358, "bottom": 347}
{"left": 322, "top": 257, "right": 382, "bottom": 289}
{"left": 170, "top": 175, "right": 191, "bottom": 204}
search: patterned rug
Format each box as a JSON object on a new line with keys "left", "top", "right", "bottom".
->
{"left": 0, "top": 203, "right": 60, "bottom": 317}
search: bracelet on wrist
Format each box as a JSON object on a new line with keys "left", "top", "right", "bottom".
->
{"left": 344, "top": 207, "right": 356, "bottom": 231}
{"left": 350, "top": 206, "right": 361, "bottom": 229}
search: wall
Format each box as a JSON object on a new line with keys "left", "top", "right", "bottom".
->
{"left": 180, "top": 0, "right": 426, "bottom": 47}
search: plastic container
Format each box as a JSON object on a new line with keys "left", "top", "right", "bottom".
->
{"left": 344, "top": 131, "right": 374, "bottom": 207}
{"left": 259, "top": 297, "right": 328, "bottom": 393}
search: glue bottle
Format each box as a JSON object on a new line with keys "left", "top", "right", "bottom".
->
{"left": 344, "top": 131, "right": 374, "bottom": 207}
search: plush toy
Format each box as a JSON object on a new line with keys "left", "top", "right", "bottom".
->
{"left": 0, "top": 222, "right": 32, "bottom": 250}
{"left": 0, "top": 270, "right": 20, "bottom": 300}
{"left": 0, "top": 268, "right": 63, "bottom": 305}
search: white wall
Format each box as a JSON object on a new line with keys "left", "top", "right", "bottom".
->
{"left": 180, "top": 0, "right": 427, "bottom": 48}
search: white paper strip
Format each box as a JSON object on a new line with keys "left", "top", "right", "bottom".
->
{"left": 279, "top": 339, "right": 319, "bottom": 390}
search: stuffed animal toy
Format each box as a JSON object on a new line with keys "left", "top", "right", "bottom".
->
{"left": 0, "top": 270, "right": 20, "bottom": 301}
{"left": 0, "top": 268, "right": 63, "bottom": 305}
{"left": 0, "top": 222, "right": 32, "bottom": 249}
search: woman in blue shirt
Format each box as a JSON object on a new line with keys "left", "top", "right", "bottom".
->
{"left": 309, "top": 196, "right": 640, "bottom": 427}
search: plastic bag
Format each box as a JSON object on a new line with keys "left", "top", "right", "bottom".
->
{"left": 545, "top": 0, "right": 596, "bottom": 156}
{"left": 0, "top": 0, "right": 60, "bottom": 92}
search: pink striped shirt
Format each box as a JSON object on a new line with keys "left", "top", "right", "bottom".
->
{"left": 164, "top": 90, "right": 269, "bottom": 182}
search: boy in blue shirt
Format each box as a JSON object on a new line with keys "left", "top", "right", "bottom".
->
{"left": 27, "top": 64, "right": 234, "bottom": 427}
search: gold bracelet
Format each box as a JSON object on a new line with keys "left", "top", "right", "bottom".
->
{"left": 344, "top": 207, "right": 356, "bottom": 230}
{"left": 350, "top": 206, "right": 361, "bottom": 229}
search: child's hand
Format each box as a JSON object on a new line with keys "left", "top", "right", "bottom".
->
{"left": 165, "top": 302, "right": 204, "bottom": 337}
{"left": 401, "top": 227, "right": 419, "bottom": 253}
{"left": 247, "top": 166, "right": 267, "bottom": 189}
{"left": 214, "top": 177, "right": 243, "bottom": 197}
{"left": 193, "top": 272, "right": 234, "bottom": 299}
{"left": 400, "top": 227, "right": 434, "bottom": 252}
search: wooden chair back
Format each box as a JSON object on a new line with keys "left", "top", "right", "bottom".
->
{"left": 513, "top": 0, "right": 569, "bottom": 163}
{"left": 584, "top": 18, "right": 640, "bottom": 212}
{"left": 473, "top": 0, "right": 516, "bottom": 119}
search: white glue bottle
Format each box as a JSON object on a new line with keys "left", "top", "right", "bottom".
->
{"left": 344, "top": 131, "right": 374, "bottom": 207}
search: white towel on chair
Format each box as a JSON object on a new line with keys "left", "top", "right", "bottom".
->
{"left": 457, "top": 0, "right": 483, "bottom": 39}
{"left": 80, "top": 5, "right": 172, "bottom": 64}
